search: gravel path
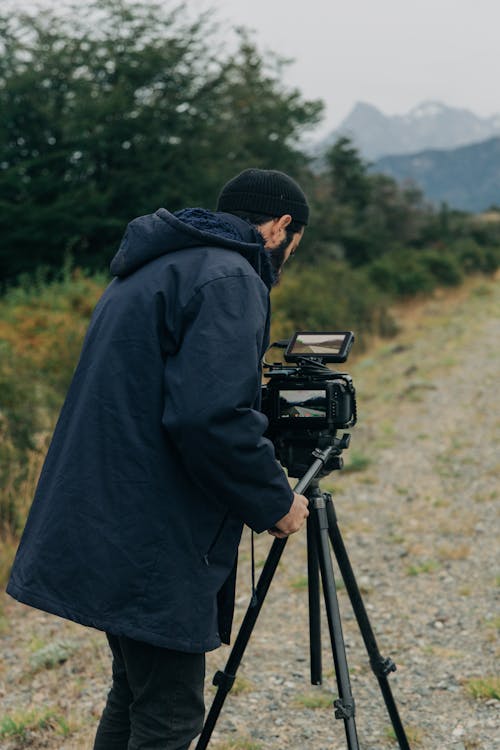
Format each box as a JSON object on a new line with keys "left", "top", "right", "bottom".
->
{"left": 1, "top": 277, "right": 499, "bottom": 749}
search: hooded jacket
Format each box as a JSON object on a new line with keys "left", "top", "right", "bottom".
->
{"left": 7, "top": 208, "right": 294, "bottom": 653}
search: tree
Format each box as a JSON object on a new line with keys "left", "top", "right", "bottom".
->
{"left": 304, "top": 137, "right": 432, "bottom": 267}
{"left": 208, "top": 32, "right": 322, "bottom": 179}
{"left": 325, "top": 136, "right": 371, "bottom": 209}
{"left": 0, "top": 0, "right": 323, "bottom": 281}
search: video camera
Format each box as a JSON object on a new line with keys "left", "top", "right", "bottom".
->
{"left": 261, "top": 331, "right": 357, "bottom": 477}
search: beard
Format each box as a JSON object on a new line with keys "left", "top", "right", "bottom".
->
{"left": 268, "top": 233, "right": 293, "bottom": 284}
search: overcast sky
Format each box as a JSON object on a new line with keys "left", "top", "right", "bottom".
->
{"left": 29, "top": 0, "right": 500, "bottom": 138}
{"left": 199, "top": 0, "right": 499, "bottom": 136}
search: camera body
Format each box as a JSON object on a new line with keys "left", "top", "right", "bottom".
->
{"left": 261, "top": 332, "right": 357, "bottom": 477}
{"left": 262, "top": 371, "right": 356, "bottom": 433}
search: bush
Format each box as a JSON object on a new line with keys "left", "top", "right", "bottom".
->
{"left": 418, "top": 249, "right": 463, "bottom": 286}
{"left": 1, "top": 267, "right": 106, "bottom": 397}
{"left": 0, "top": 267, "right": 105, "bottom": 540}
{"left": 451, "top": 238, "right": 500, "bottom": 274}
{"left": 368, "top": 251, "right": 437, "bottom": 297}
{"left": 271, "top": 260, "right": 396, "bottom": 347}
{"left": 0, "top": 343, "right": 43, "bottom": 534}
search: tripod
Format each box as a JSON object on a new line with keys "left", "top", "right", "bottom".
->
{"left": 195, "top": 444, "right": 411, "bottom": 750}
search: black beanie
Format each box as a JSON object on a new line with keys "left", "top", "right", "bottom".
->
{"left": 216, "top": 168, "right": 309, "bottom": 226}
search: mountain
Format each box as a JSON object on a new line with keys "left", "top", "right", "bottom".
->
{"left": 323, "top": 101, "right": 500, "bottom": 160}
{"left": 373, "top": 137, "right": 500, "bottom": 212}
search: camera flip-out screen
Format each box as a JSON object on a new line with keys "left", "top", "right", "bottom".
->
{"left": 279, "top": 390, "right": 327, "bottom": 419}
{"left": 285, "top": 331, "right": 354, "bottom": 363}
{"left": 270, "top": 378, "right": 354, "bottom": 429}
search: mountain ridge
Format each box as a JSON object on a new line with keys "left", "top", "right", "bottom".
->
{"left": 373, "top": 136, "right": 500, "bottom": 212}
{"left": 322, "top": 100, "right": 500, "bottom": 160}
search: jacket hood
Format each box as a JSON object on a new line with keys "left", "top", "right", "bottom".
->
{"left": 109, "top": 208, "right": 276, "bottom": 288}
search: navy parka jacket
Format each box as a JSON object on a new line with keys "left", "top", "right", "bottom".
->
{"left": 7, "top": 208, "right": 294, "bottom": 653}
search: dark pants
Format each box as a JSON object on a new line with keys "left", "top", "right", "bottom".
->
{"left": 93, "top": 634, "right": 205, "bottom": 750}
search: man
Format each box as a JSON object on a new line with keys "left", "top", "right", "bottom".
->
{"left": 7, "top": 168, "right": 310, "bottom": 749}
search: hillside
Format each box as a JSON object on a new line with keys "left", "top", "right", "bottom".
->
{"left": 373, "top": 137, "right": 500, "bottom": 212}
{"left": 322, "top": 101, "right": 500, "bottom": 160}
{"left": 1, "top": 275, "right": 499, "bottom": 749}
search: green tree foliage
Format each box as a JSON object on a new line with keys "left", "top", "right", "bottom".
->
{"left": 0, "top": 0, "right": 322, "bottom": 281}
{"left": 325, "top": 136, "right": 371, "bottom": 209}
{"left": 207, "top": 32, "right": 322, "bottom": 178}
{"left": 301, "top": 138, "right": 432, "bottom": 267}
{"left": 294, "top": 135, "right": 500, "bottom": 299}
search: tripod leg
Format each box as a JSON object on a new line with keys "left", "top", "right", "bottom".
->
{"left": 325, "top": 495, "right": 411, "bottom": 750}
{"left": 307, "top": 514, "right": 322, "bottom": 685}
{"left": 309, "top": 485, "right": 360, "bottom": 750}
{"left": 195, "top": 452, "right": 337, "bottom": 749}
{"left": 195, "top": 536, "right": 288, "bottom": 749}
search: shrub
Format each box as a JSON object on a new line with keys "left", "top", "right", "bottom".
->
{"left": 444, "top": 238, "right": 500, "bottom": 275}
{"left": 0, "top": 267, "right": 105, "bottom": 543}
{"left": 418, "top": 249, "right": 463, "bottom": 286}
{"left": 271, "top": 260, "right": 395, "bottom": 348}
{"left": 368, "top": 251, "right": 436, "bottom": 297}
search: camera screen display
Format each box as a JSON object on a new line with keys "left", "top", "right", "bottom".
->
{"left": 285, "top": 331, "right": 354, "bottom": 363}
{"left": 278, "top": 390, "right": 327, "bottom": 419}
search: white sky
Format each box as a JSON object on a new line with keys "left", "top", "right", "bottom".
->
{"left": 21, "top": 0, "right": 500, "bottom": 138}
{"left": 201, "top": 0, "right": 500, "bottom": 136}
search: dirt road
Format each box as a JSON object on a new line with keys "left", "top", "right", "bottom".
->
{"left": 1, "top": 276, "right": 499, "bottom": 749}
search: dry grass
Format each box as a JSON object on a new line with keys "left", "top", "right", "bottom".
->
{"left": 463, "top": 675, "right": 500, "bottom": 700}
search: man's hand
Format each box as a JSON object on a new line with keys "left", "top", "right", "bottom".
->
{"left": 268, "top": 492, "right": 309, "bottom": 538}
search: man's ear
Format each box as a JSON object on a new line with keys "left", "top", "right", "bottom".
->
{"left": 276, "top": 215, "right": 292, "bottom": 232}
{"left": 259, "top": 215, "right": 293, "bottom": 249}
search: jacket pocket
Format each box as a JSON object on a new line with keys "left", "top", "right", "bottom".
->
{"left": 203, "top": 512, "right": 229, "bottom": 566}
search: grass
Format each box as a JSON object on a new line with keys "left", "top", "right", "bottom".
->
{"left": 394, "top": 486, "right": 409, "bottom": 496}
{"left": 28, "top": 638, "right": 79, "bottom": 672}
{"left": 387, "top": 531, "right": 406, "bottom": 545}
{"left": 484, "top": 616, "right": 500, "bottom": 640}
{"left": 289, "top": 575, "right": 308, "bottom": 591}
{"left": 0, "top": 709, "right": 72, "bottom": 740}
{"left": 421, "top": 645, "right": 463, "bottom": 659}
{"left": 463, "top": 676, "right": 500, "bottom": 700}
{"left": 230, "top": 675, "right": 254, "bottom": 696}
{"left": 471, "top": 283, "right": 494, "bottom": 297}
{"left": 0, "top": 533, "right": 19, "bottom": 595}
{"left": 294, "top": 690, "right": 334, "bottom": 710}
{"left": 385, "top": 723, "right": 424, "bottom": 745}
{"left": 406, "top": 560, "right": 440, "bottom": 576}
{"left": 0, "top": 601, "right": 7, "bottom": 636}
{"left": 474, "top": 489, "right": 498, "bottom": 503}
{"left": 436, "top": 543, "right": 470, "bottom": 561}
{"left": 213, "top": 739, "right": 263, "bottom": 750}
{"left": 431, "top": 497, "right": 451, "bottom": 508}
{"left": 343, "top": 451, "right": 372, "bottom": 474}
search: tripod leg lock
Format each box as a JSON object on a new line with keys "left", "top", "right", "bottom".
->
{"left": 212, "top": 670, "right": 236, "bottom": 694}
{"left": 333, "top": 698, "right": 356, "bottom": 720}
{"left": 370, "top": 655, "right": 397, "bottom": 677}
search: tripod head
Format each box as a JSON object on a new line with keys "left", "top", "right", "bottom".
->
{"left": 269, "top": 429, "right": 352, "bottom": 480}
